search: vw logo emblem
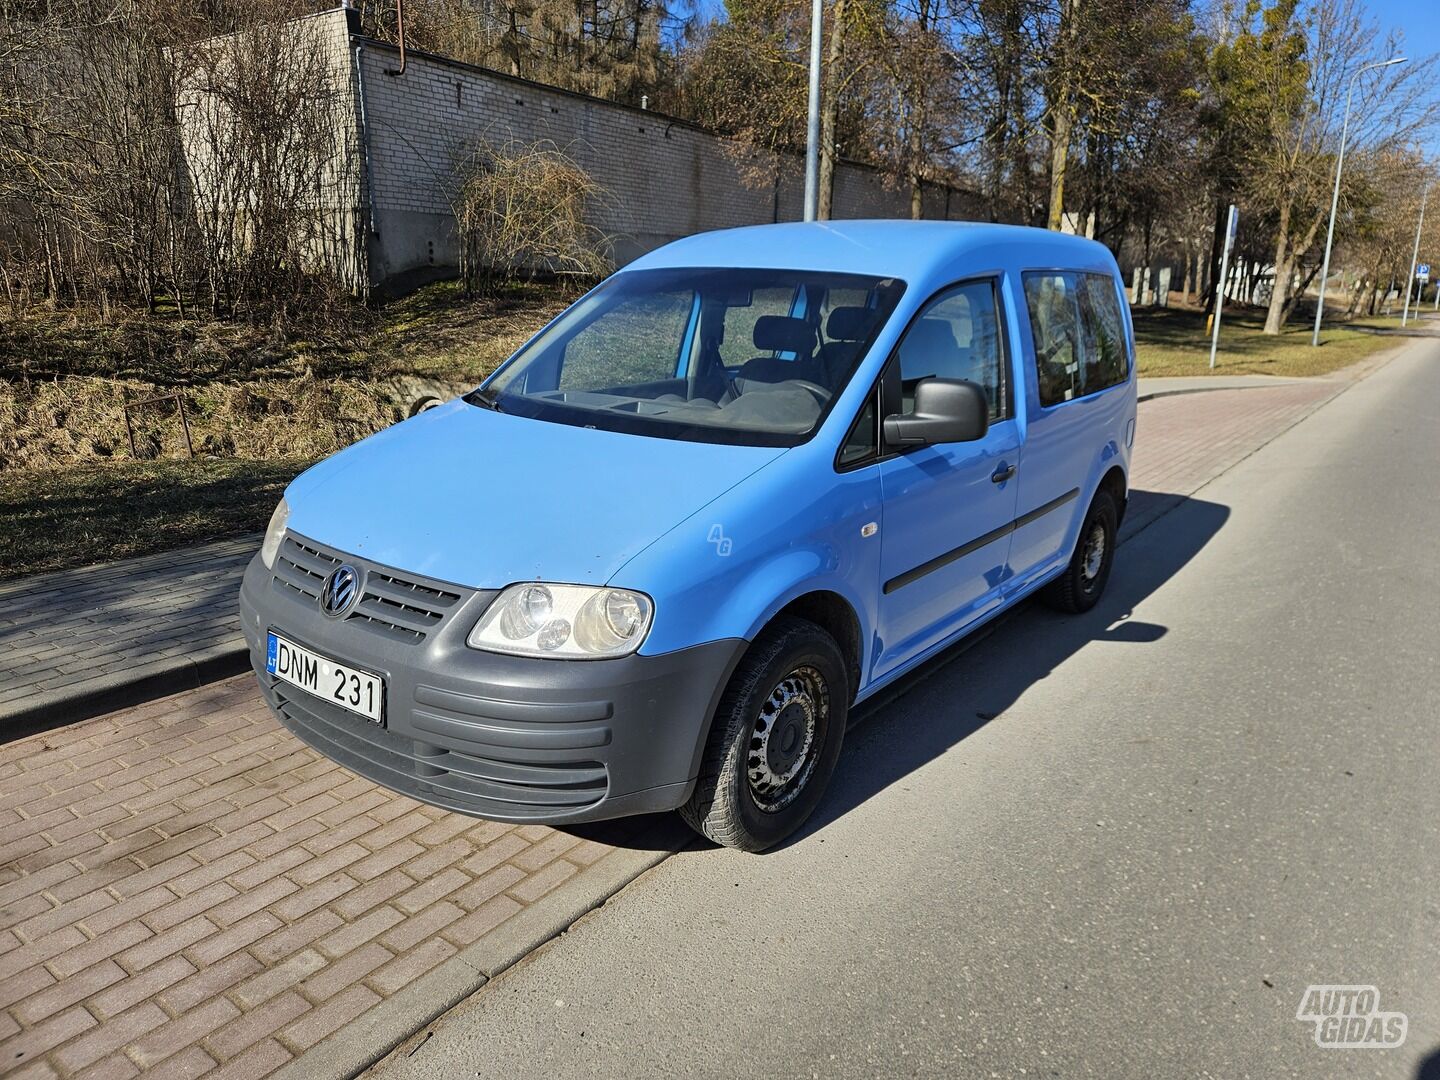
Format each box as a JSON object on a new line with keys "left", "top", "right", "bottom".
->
{"left": 321, "top": 564, "right": 361, "bottom": 617}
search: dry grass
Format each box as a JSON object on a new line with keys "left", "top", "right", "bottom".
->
{"left": 0, "top": 280, "right": 570, "bottom": 471}
{"left": 0, "top": 457, "right": 308, "bottom": 580}
{"left": 1342, "top": 310, "right": 1440, "bottom": 331}
{"left": 1131, "top": 305, "right": 1400, "bottom": 378}
{"left": 368, "top": 279, "right": 569, "bottom": 380}
{"left": 0, "top": 281, "right": 569, "bottom": 576}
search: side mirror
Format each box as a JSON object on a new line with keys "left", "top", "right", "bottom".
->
{"left": 883, "top": 378, "right": 989, "bottom": 447}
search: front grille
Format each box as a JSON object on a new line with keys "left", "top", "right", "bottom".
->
{"left": 267, "top": 683, "right": 608, "bottom": 818}
{"left": 272, "top": 535, "right": 464, "bottom": 644}
{"left": 273, "top": 536, "right": 338, "bottom": 600}
{"left": 350, "top": 569, "right": 461, "bottom": 643}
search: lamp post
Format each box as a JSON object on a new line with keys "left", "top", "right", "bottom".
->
{"left": 1311, "top": 56, "right": 1408, "bottom": 347}
{"left": 1402, "top": 182, "right": 1428, "bottom": 328}
{"left": 802, "top": 0, "right": 823, "bottom": 221}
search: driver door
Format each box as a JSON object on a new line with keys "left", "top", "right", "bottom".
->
{"left": 873, "top": 278, "right": 1020, "bottom": 679}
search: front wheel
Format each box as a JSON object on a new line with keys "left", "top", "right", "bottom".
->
{"left": 1042, "top": 489, "right": 1118, "bottom": 614}
{"left": 680, "top": 616, "right": 849, "bottom": 852}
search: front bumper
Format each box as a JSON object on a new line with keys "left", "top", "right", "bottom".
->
{"left": 239, "top": 534, "right": 745, "bottom": 824}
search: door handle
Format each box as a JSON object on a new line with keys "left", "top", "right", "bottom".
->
{"left": 991, "top": 463, "right": 1016, "bottom": 484}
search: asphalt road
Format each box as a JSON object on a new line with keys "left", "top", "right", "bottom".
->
{"left": 374, "top": 343, "right": 1440, "bottom": 1080}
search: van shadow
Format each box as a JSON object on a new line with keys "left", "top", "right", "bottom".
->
{"left": 566, "top": 489, "right": 1228, "bottom": 855}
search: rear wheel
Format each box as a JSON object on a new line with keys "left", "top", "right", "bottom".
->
{"left": 680, "top": 616, "right": 848, "bottom": 852}
{"left": 1042, "top": 489, "right": 1118, "bottom": 614}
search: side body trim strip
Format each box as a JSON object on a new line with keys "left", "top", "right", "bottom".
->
{"left": 882, "top": 487, "right": 1080, "bottom": 594}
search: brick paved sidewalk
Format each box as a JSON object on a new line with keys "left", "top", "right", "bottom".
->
{"left": 0, "top": 540, "right": 257, "bottom": 734}
{"left": 0, "top": 678, "right": 683, "bottom": 1079}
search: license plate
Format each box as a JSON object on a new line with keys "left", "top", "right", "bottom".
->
{"left": 266, "top": 631, "right": 384, "bottom": 724}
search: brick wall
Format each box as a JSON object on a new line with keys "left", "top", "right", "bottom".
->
{"left": 323, "top": 8, "right": 979, "bottom": 289}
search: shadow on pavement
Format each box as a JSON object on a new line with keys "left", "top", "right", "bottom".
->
{"left": 789, "top": 489, "right": 1230, "bottom": 849}
{"left": 567, "top": 489, "right": 1228, "bottom": 853}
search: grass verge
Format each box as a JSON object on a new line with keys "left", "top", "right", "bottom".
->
{"left": 0, "top": 457, "right": 311, "bottom": 580}
{"left": 1132, "top": 306, "right": 1399, "bottom": 378}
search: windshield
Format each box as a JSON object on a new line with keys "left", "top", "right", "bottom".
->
{"left": 473, "top": 267, "right": 905, "bottom": 446}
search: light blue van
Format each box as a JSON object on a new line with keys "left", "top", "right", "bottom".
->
{"left": 240, "top": 221, "right": 1137, "bottom": 851}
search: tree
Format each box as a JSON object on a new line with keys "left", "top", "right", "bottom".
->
{"left": 1237, "top": 0, "right": 1439, "bottom": 333}
{"left": 360, "top": 0, "right": 693, "bottom": 106}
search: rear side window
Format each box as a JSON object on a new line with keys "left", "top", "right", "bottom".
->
{"left": 1023, "top": 271, "right": 1129, "bottom": 407}
{"left": 1078, "top": 274, "right": 1129, "bottom": 391}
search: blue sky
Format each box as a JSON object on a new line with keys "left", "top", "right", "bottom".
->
{"left": 1337, "top": 0, "right": 1440, "bottom": 154}
{"left": 1365, "top": 0, "right": 1440, "bottom": 61}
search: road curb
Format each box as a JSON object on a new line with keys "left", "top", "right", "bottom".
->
{"left": 271, "top": 817, "right": 694, "bottom": 1080}
{"left": 0, "top": 640, "right": 249, "bottom": 743}
{"left": 1136, "top": 382, "right": 1309, "bottom": 403}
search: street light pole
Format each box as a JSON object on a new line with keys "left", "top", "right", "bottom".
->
{"left": 802, "top": 0, "right": 823, "bottom": 222}
{"left": 1311, "top": 56, "right": 1407, "bottom": 347}
{"left": 1402, "top": 181, "right": 1428, "bottom": 328}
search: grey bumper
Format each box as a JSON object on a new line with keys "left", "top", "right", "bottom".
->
{"left": 239, "top": 535, "right": 745, "bottom": 824}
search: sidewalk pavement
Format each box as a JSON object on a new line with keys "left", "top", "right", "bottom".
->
{"left": 0, "top": 353, "right": 1397, "bottom": 1080}
{"left": 0, "top": 541, "right": 257, "bottom": 737}
{"left": 0, "top": 368, "right": 1382, "bottom": 743}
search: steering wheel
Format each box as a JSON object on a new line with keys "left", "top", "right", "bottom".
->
{"left": 790, "top": 379, "right": 833, "bottom": 404}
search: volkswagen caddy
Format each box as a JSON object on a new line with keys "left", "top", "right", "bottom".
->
{"left": 240, "top": 221, "right": 1137, "bottom": 851}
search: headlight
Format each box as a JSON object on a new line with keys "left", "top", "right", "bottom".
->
{"left": 259, "top": 497, "right": 290, "bottom": 570}
{"left": 469, "top": 583, "right": 653, "bottom": 659}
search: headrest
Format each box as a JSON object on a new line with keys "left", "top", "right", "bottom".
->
{"left": 898, "top": 318, "right": 960, "bottom": 365}
{"left": 753, "top": 315, "right": 814, "bottom": 355}
{"left": 826, "top": 306, "right": 876, "bottom": 342}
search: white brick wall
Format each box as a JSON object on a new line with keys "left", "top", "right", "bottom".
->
{"left": 311, "top": 9, "right": 977, "bottom": 287}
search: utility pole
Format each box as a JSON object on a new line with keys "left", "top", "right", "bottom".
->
{"left": 1402, "top": 183, "right": 1428, "bottom": 327}
{"left": 1210, "top": 205, "right": 1238, "bottom": 370}
{"left": 802, "top": 0, "right": 823, "bottom": 222}
{"left": 1312, "top": 56, "right": 1408, "bottom": 346}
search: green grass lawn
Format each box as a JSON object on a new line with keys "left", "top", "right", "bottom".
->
{"left": 1131, "top": 305, "right": 1400, "bottom": 378}
{"left": 1343, "top": 310, "right": 1440, "bottom": 331}
{"left": 0, "top": 457, "right": 311, "bottom": 580}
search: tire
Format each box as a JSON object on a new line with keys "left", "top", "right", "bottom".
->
{"left": 680, "top": 616, "right": 849, "bottom": 852}
{"left": 1042, "top": 489, "right": 1118, "bottom": 614}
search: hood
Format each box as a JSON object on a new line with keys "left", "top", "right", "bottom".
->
{"left": 285, "top": 400, "right": 785, "bottom": 589}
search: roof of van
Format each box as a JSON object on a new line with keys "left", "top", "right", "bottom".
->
{"left": 624, "top": 220, "right": 1119, "bottom": 283}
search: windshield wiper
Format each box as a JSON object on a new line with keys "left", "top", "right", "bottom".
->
{"left": 466, "top": 387, "right": 504, "bottom": 413}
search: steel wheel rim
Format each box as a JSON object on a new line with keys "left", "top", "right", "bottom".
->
{"left": 746, "top": 665, "right": 828, "bottom": 813}
{"left": 1082, "top": 521, "right": 1107, "bottom": 584}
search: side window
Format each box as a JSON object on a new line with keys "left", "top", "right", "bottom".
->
{"left": 1024, "top": 271, "right": 1129, "bottom": 405}
{"left": 560, "top": 290, "right": 694, "bottom": 389}
{"left": 1023, "top": 272, "right": 1082, "bottom": 407}
{"left": 894, "top": 280, "right": 1009, "bottom": 421}
{"left": 1079, "top": 273, "right": 1130, "bottom": 391}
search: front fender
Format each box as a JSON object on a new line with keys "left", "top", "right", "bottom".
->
{"left": 620, "top": 450, "right": 883, "bottom": 669}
